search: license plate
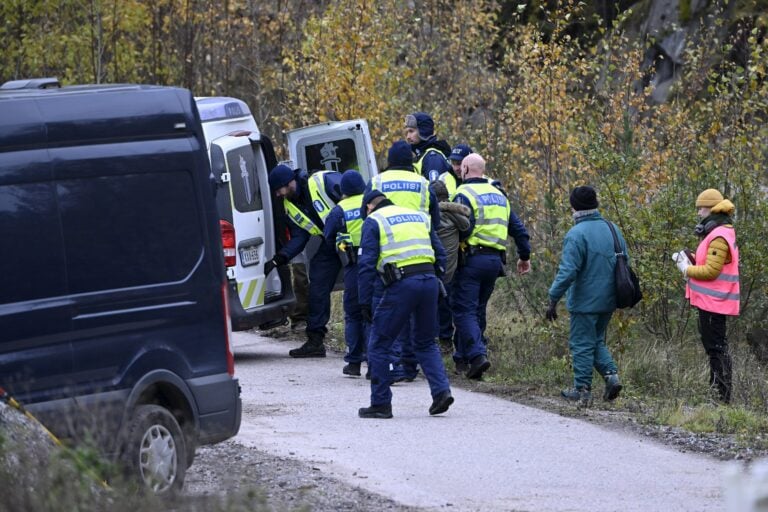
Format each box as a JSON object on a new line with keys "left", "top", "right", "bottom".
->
{"left": 239, "top": 246, "right": 260, "bottom": 267}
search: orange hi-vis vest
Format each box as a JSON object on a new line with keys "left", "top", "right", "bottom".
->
{"left": 686, "top": 225, "right": 740, "bottom": 316}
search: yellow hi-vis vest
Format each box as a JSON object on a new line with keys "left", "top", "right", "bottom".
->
{"left": 456, "top": 181, "right": 510, "bottom": 251}
{"left": 438, "top": 172, "right": 459, "bottom": 197}
{"left": 284, "top": 171, "right": 337, "bottom": 236}
{"left": 371, "top": 170, "right": 430, "bottom": 213}
{"left": 368, "top": 205, "right": 435, "bottom": 272}
{"left": 337, "top": 194, "right": 364, "bottom": 246}
{"left": 414, "top": 147, "right": 448, "bottom": 177}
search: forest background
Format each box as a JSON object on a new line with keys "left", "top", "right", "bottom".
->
{"left": 2, "top": 0, "right": 768, "bottom": 441}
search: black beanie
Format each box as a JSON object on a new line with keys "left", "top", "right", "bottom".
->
{"left": 569, "top": 186, "right": 599, "bottom": 211}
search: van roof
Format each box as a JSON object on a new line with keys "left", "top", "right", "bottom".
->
{"left": 0, "top": 84, "right": 200, "bottom": 152}
{"left": 195, "top": 97, "right": 252, "bottom": 123}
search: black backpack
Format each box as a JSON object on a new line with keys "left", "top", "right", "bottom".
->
{"left": 604, "top": 221, "right": 642, "bottom": 309}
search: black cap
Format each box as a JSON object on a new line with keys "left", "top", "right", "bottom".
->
{"left": 569, "top": 186, "right": 599, "bottom": 211}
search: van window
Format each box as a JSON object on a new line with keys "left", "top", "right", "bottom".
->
{"left": 301, "top": 138, "right": 359, "bottom": 174}
{"left": 0, "top": 182, "right": 67, "bottom": 304}
{"left": 228, "top": 145, "right": 262, "bottom": 213}
{"left": 58, "top": 171, "right": 203, "bottom": 294}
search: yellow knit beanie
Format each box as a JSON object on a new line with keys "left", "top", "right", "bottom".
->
{"left": 695, "top": 188, "right": 724, "bottom": 208}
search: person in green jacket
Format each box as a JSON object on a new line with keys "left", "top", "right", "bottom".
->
{"left": 545, "top": 186, "right": 625, "bottom": 406}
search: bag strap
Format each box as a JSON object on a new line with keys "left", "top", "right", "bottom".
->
{"left": 603, "top": 220, "right": 624, "bottom": 256}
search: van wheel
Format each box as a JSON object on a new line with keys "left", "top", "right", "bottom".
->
{"left": 120, "top": 405, "right": 187, "bottom": 494}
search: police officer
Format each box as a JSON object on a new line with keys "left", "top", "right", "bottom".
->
{"left": 364, "top": 140, "right": 441, "bottom": 380}
{"left": 452, "top": 154, "right": 531, "bottom": 379}
{"left": 323, "top": 171, "right": 368, "bottom": 376}
{"left": 439, "top": 143, "right": 473, "bottom": 197}
{"left": 404, "top": 112, "right": 452, "bottom": 182}
{"left": 357, "top": 190, "right": 453, "bottom": 419}
{"left": 265, "top": 165, "right": 342, "bottom": 358}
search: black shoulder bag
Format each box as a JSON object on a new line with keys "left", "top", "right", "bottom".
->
{"left": 604, "top": 220, "right": 642, "bottom": 309}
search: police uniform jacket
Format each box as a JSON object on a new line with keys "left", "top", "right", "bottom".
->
{"left": 279, "top": 170, "right": 342, "bottom": 261}
{"left": 357, "top": 200, "right": 447, "bottom": 309}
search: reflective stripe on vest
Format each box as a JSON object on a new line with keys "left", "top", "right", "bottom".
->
{"left": 456, "top": 182, "right": 510, "bottom": 251}
{"left": 284, "top": 201, "right": 322, "bottom": 236}
{"left": 414, "top": 147, "right": 448, "bottom": 178}
{"left": 371, "top": 170, "right": 430, "bottom": 213}
{"left": 369, "top": 205, "right": 435, "bottom": 272}
{"left": 686, "top": 225, "right": 740, "bottom": 316}
{"left": 438, "top": 172, "right": 458, "bottom": 197}
{"left": 308, "top": 171, "right": 337, "bottom": 222}
{"left": 337, "top": 195, "right": 364, "bottom": 246}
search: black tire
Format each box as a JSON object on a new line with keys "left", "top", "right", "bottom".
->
{"left": 119, "top": 404, "right": 187, "bottom": 494}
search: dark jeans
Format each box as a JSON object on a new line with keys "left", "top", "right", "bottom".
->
{"left": 698, "top": 308, "right": 732, "bottom": 403}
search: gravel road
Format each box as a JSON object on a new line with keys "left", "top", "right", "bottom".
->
{"left": 184, "top": 329, "right": 728, "bottom": 512}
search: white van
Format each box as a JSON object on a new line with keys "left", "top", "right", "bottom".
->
{"left": 195, "top": 97, "right": 378, "bottom": 331}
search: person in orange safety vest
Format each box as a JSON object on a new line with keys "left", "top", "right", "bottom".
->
{"left": 672, "top": 188, "right": 739, "bottom": 403}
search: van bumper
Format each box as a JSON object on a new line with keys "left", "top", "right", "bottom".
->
{"left": 227, "top": 266, "right": 296, "bottom": 331}
{"left": 188, "top": 373, "right": 242, "bottom": 444}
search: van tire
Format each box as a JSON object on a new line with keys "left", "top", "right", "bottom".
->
{"left": 119, "top": 405, "right": 187, "bottom": 494}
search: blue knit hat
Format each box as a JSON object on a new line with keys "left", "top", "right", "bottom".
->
{"left": 268, "top": 164, "right": 294, "bottom": 191}
{"left": 387, "top": 140, "right": 413, "bottom": 169}
{"left": 405, "top": 112, "right": 435, "bottom": 141}
{"left": 340, "top": 170, "right": 366, "bottom": 196}
{"left": 449, "top": 143, "right": 473, "bottom": 162}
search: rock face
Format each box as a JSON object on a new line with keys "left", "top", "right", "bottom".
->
{"left": 0, "top": 400, "right": 58, "bottom": 471}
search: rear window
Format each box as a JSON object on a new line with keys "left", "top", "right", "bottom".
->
{"left": 300, "top": 137, "right": 359, "bottom": 174}
{"left": 58, "top": 171, "right": 203, "bottom": 294}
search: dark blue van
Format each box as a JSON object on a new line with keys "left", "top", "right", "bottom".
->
{"left": 0, "top": 80, "right": 241, "bottom": 492}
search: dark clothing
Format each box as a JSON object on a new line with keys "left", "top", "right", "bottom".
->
{"left": 367, "top": 274, "right": 449, "bottom": 406}
{"left": 279, "top": 170, "right": 343, "bottom": 261}
{"left": 411, "top": 137, "right": 452, "bottom": 181}
{"left": 437, "top": 201, "right": 471, "bottom": 283}
{"left": 306, "top": 242, "right": 342, "bottom": 335}
{"left": 454, "top": 178, "right": 531, "bottom": 261}
{"left": 569, "top": 313, "right": 617, "bottom": 389}
{"left": 698, "top": 309, "right": 732, "bottom": 403}
{"left": 452, "top": 252, "right": 503, "bottom": 363}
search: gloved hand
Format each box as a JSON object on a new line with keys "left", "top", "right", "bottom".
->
{"left": 336, "top": 232, "right": 352, "bottom": 247}
{"left": 360, "top": 304, "right": 372, "bottom": 324}
{"left": 265, "top": 253, "right": 288, "bottom": 275}
{"left": 671, "top": 251, "right": 690, "bottom": 277}
{"left": 545, "top": 301, "right": 558, "bottom": 321}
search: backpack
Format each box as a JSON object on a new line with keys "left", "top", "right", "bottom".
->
{"left": 604, "top": 221, "right": 642, "bottom": 309}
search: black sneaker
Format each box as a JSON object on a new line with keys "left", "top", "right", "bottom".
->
{"left": 466, "top": 355, "right": 491, "bottom": 380}
{"left": 343, "top": 362, "right": 361, "bottom": 376}
{"left": 561, "top": 386, "right": 592, "bottom": 407}
{"left": 429, "top": 391, "right": 454, "bottom": 415}
{"left": 288, "top": 341, "right": 326, "bottom": 358}
{"left": 603, "top": 373, "right": 622, "bottom": 401}
{"left": 358, "top": 404, "right": 393, "bottom": 419}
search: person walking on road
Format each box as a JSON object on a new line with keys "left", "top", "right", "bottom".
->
{"left": 357, "top": 190, "right": 453, "bottom": 419}
{"left": 452, "top": 154, "right": 531, "bottom": 379}
{"left": 672, "top": 188, "right": 739, "bottom": 403}
{"left": 546, "top": 185, "right": 624, "bottom": 406}
{"left": 323, "top": 170, "right": 369, "bottom": 376}
{"left": 265, "top": 165, "right": 343, "bottom": 358}
{"left": 404, "top": 112, "right": 452, "bottom": 182}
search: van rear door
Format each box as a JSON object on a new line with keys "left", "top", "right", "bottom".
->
{"left": 210, "top": 135, "right": 283, "bottom": 313}
{"left": 284, "top": 120, "right": 378, "bottom": 280}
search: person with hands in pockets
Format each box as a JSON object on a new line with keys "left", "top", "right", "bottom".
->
{"left": 672, "top": 188, "right": 739, "bottom": 404}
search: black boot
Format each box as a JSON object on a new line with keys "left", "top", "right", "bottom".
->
{"left": 289, "top": 331, "right": 326, "bottom": 358}
{"left": 429, "top": 391, "right": 454, "bottom": 415}
{"left": 358, "top": 404, "right": 393, "bottom": 419}
{"left": 466, "top": 354, "right": 490, "bottom": 380}
{"left": 603, "top": 373, "right": 623, "bottom": 401}
{"left": 343, "top": 362, "right": 361, "bottom": 376}
{"left": 561, "top": 386, "right": 592, "bottom": 407}
{"left": 709, "top": 353, "right": 732, "bottom": 404}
